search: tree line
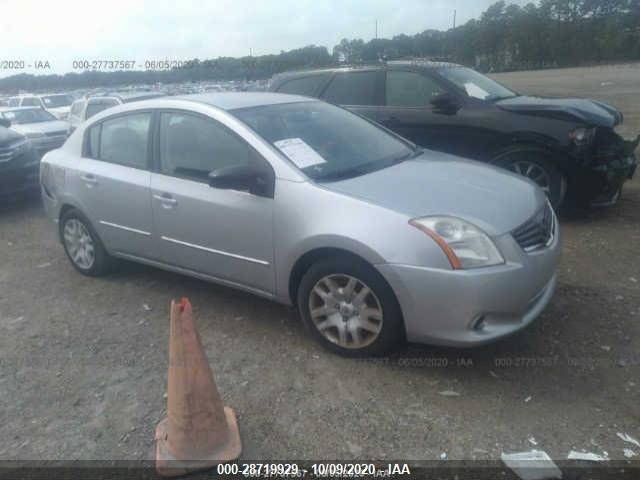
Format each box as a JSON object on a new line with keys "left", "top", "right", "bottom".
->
{"left": 1, "top": 0, "right": 639, "bottom": 93}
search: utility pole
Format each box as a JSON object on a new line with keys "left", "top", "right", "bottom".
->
{"left": 453, "top": 9, "right": 457, "bottom": 29}
{"left": 375, "top": 19, "right": 378, "bottom": 40}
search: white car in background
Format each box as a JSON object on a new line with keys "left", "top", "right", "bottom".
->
{"left": 0, "top": 107, "right": 70, "bottom": 157}
{"left": 7, "top": 94, "right": 75, "bottom": 120}
{"left": 68, "top": 92, "right": 166, "bottom": 132}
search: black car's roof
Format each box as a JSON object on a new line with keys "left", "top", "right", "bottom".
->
{"left": 274, "top": 60, "right": 463, "bottom": 79}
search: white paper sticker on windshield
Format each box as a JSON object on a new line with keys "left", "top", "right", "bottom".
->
{"left": 274, "top": 138, "right": 326, "bottom": 169}
{"left": 464, "top": 82, "right": 490, "bottom": 100}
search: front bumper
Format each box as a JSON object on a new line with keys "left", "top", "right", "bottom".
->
{"left": 376, "top": 227, "right": 561, "bottom": 347}
{"left": 570, "top": 134, "right": 638, "bottom": 206}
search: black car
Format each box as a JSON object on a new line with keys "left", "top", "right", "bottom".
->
{"left": 270, "top": 61, "right": 638, "bottom": 208}
{"left": 0, "top": 119, "right": 41, "bottom": 199}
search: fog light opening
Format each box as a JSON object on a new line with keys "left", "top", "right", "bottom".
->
{"left": 472, "top": 315, "right": 486, "bottom": 331}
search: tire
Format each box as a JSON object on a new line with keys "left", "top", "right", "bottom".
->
{"left": 59, "top": 209, "right": 113, "bottom": 277}
{"left": 297, "top": 257, "right": 404, "bottom": 356}
{"left": 492, "top": 147, "right": 566, "bottom": 209}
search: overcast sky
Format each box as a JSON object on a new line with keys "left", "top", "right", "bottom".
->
{"left": 0, "top": 0, "right": 533, "bottom": 78}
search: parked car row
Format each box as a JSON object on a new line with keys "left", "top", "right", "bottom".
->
{"left": 270, "top": 61, "right": 639, "bottom": 208}
{"left": 41, "top": 92, "right": 560, "bottom": 356}
{"left": 7, "top": 93, "right": 76, "bottom": 120}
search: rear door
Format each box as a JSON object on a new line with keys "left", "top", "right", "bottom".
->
{"left": 150, "top": 110, "right": 275, "bottom": 295}
{"left": 75, "top": 111, "right": 156, "bottom": 258}
{"left": 319, "top": 69, "right": 382, "bottom": 122}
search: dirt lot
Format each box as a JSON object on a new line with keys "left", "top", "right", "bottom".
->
{"left": 1, "top": 65, "right": 639, "bottom": 465}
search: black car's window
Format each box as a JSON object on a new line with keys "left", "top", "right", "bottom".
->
{"left": 323, "top": 71, "right": 378, "bottom": 106}
{"left": 159, "top": 112, "right": 251, "bottom": 182}
{"left": 386, "top": 71, "right": 444, "bottom": 107}
{"left": 86, "top": 99, "right": 119, "bottom": 119}
{"left": 276, "top": 75, "right": 328, "bottom": 97}
{"left": 98, "top": 113, "right": 151, "bottom": 169}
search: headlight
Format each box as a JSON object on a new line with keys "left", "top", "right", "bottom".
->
{"left": 25, "top": 132, "right": 45, "bottom": 139}
{"left": 409, "top": 216, "right": 504, "bottom": 269}
{"left": 569, "top": 127, "right": 595, "bottom": 146}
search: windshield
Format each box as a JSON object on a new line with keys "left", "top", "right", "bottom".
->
{"left": 41, "top": 94, "right": 74, "bottom": 108}
{"left": 2, "top": 108, "right": 57, "bottom": 124}
{"left": 232, "top": 101, "right": 416, "bottom": 181}
{"left": 438, "top": 67, "right": 517, "bottom": 101}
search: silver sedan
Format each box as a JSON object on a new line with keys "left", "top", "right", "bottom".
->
{"left": 41, "top": 93, "right": 561, "bottom": 356}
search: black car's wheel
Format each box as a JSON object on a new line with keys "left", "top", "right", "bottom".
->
{"left": 60, "top": 209, "right": 113, "bottom": 277}
{"left": 297, "top": 257, "right": 404, "bottom": 356}
{"left": 492, "top": 148, "right": 566, "bottom": 209}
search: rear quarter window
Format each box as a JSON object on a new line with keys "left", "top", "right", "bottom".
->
{"left": 276, "top": 75, "right": 328, "bottom": 97}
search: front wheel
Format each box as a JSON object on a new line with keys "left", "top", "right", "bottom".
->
{"left": 493, "top": 148, "right": 566, "bottom": 209}
{"left": 297, "top": 258, "right": 404, "bottom": 356}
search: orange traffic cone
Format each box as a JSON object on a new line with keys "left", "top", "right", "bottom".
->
{"left": 155, "top": 298, "right": 241, "bottom": 477}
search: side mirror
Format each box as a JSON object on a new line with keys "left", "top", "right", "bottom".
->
{"left": 430, "top": 92, "right": 458, "bottom": 110}
{"left": 0, "top": 118, "right": 11, "bottom": 128}
{"left": 208, "top": 164, "right": 272, "bottom": 197}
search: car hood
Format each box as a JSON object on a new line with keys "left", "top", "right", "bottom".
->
{"left": 495, "top": 95, "right": 622, "bottom": 128}
{"left": 11, "top": 120, "right": 69, "bottom": 135}
{"left": 322, "top": 153, "right": 546, "bottom": 236}
{"left": 47, "top": 106, "right": 71, "bottom": 114}
{"left": 0, "top": 126, "right": 25, "bottom": 144}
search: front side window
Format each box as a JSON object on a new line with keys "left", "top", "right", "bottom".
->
{"left": 438, "top": 67, "right": 517, "bottom": 101}
{"left": 70, "top": 101, "right": 84, "bottom": 116}
{"left": 386, "top": 71, "right": 445, "bottom": 107}
{"left": 159, "top": 112, "right": 252, "bottom": 182}
{"left": 98, "top": 113, "right": 151, "bottom": 169}
{"left": 276, "top": 75, "right": 328, "bottom": 97}
{"left": 233, "top": 101, "right": 416, "bottom": 181}
{"left": 322, "top": 71, "right": 378, "bottom": 106}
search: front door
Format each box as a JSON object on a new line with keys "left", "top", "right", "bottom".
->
{"left": 378, "top": 69, "right": 463, "bottom": 153}
{"left": 150, "top": 111, "right": 275, "bottom": 295}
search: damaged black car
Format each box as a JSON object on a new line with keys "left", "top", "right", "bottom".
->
{"left": 270, "top": 60, "right": 639, "bottom": 209}
{"left": 0, "top": 118, "right": 40, "bottom": 199}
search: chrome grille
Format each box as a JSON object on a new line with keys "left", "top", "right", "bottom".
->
{"left": 0, "top": 139, "right": 29, "bottom": 163}
{"left": 512, "top": 203, "right": 554, "bottom": 252}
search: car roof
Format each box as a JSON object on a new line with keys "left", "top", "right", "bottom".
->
{"left": 274, "top": 60, "right": 463, "bottom": 79}
{"left": 170, "top": 92, "right": 315, "bottom": 111}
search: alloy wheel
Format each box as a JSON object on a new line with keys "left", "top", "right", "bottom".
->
{"left": 63, "top": 219, "right": 95, "bottom": 270}
{"left": 508, "top": 160, "right": 551, "bottom": 194}
{"left": 308, "top": 274, "right": 383, "bottom": 349}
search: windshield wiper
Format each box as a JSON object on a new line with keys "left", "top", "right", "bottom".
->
{"left": 315, "top": 149, "right": 421, "bottom": 182}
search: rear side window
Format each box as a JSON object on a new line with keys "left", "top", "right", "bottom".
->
{"left": 276, "top": 75, "right": 327, "bottom": 97}
{"left": 323, "top": 71, "right": 378, "bottom": 106}
{"left": 22, "top": 97, "right": 41, "bottom": 107}
{"left": 97, "top": 113, "right": 152, "bottom": 169}
{"left": 86, "top": 124, "right": 101, "bottom": 158}
{"left": 386, "top": 71, "right": 445, "bottom": 107}
{"left": 8, "top": 98, "right": 20, "bottom": 107}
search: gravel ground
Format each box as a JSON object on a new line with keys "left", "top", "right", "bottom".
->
{"left": 0, "top": 64, "right": 639, "bottom": 465}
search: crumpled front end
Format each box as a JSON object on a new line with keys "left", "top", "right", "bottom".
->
{"left": 570, "top": 126, "right": 638, "bottom": 206}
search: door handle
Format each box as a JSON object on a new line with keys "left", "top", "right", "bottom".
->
{"left": 80, "top": 174, "right": 98, "bottom": 186}
{"left": 153, "top": 193, "right": 178, "bottom": 208}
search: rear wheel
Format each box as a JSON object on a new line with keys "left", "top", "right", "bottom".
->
{"left": 297, "top": 257, "right": 404, "bottom": 356}
{"left": 60, "top": 209, "right": 113, "bottom": 276}
{"left": 492, "top": 148, "right": 566, "bottom": 209}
